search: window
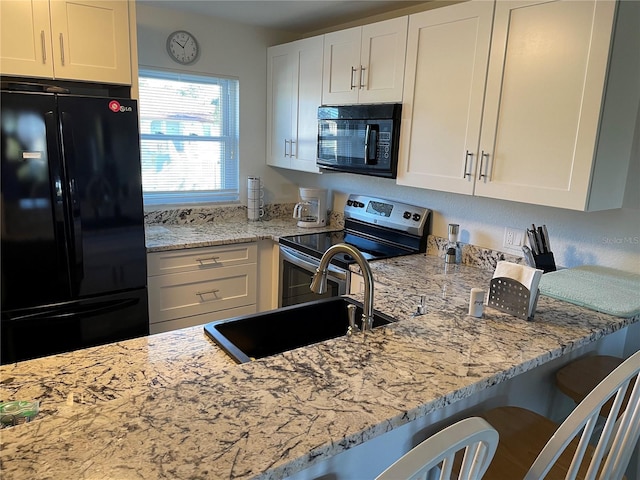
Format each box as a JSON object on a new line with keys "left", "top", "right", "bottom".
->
{"left": 138, "top": 69, "right": 239, "bottom": 205}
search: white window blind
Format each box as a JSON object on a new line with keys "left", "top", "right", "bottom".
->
{"left": 138, "top": 69, "right": 239, "bottom": 205}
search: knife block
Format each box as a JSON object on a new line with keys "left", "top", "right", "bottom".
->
{"left": 533, "top": 252, "right": 557, "bottom": 273}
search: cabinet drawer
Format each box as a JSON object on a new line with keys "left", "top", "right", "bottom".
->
{"left": 148, "top": 244, "right": 257, "bottom": 276}
{"left": 149, "top": 305, "right": 257, "bottom": 335}
{"left": 148, "top": 264, "right": 257, "bottom": 323}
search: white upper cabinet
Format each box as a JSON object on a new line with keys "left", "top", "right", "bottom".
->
{"left": 397, "top": 1, "right": 494, "bottom": 195}
{"left": 267, "top": 36, "right": 323, "bottom": 173}
{"left": 1, "top": 0, "right": 132, "bottom": 85}
{"left": 399, "top": 0, "right": 639, "bottom": 211}
{"left": 322, "top": 16, "right": 408, "bottom": 105}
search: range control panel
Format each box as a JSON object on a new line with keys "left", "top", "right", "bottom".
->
{"left": 344, "top": 194, "right": 431, "bottom": 237}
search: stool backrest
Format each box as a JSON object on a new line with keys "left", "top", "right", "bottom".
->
{"left": 376, "top": 417, "right": 499, "bottom": 480}
{"left": 526, "top": 350, "right": 640, "bottom": 480}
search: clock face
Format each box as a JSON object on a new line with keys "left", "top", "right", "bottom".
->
{"left": 166, "top": 30, "right": 199, "bottom": 65}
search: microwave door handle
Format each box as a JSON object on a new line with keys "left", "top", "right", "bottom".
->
{"left": 364, "top": 124, "right": 379, "bottom": 165}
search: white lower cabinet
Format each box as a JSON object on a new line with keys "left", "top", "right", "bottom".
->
{"left": 148, "top": 244, "right": 257, "bottom": 334}
{"left": 149, "top": 305, "right": 256, "bottom": 335}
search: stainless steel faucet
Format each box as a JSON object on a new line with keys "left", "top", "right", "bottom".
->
{"left": 309, "top": 243, "right": 375, "bottom": 332}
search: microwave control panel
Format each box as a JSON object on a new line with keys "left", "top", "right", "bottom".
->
{"left": 377, "top": 131, "right": 391, "bottom": 160}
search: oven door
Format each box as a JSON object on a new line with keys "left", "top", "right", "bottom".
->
{"left": 279, "top": 245, "right": 348, "bottom": 307}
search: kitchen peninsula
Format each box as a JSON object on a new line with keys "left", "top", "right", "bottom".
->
{"left": 1, "top": 222, "right": 638, "bottom": 479}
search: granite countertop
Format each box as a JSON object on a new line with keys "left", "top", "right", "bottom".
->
{"left": 145, "top": 218, "right": 340, "bottom": 252}
{"left": 144, "top": 205, "right": 342, "bottom": 252}
{"left": 1, "top": 254, "right": 637, "bottom": 479}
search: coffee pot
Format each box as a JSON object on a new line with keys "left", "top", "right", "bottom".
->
{"left": 293, "top": 187, "right": 327, "bottom": 228}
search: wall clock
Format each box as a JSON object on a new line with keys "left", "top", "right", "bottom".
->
{"left": 166, "top": 30, "right": 199, "bottom": 65}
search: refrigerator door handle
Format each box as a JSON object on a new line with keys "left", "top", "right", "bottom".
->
{"left": 60, "top": 111, "right": 84, "bottom": 294}
{"left": 44, "top": 109, "right": 76, "bottom": 293}
{"left": 5, "top": 298, "right": 139, "bottom": 323}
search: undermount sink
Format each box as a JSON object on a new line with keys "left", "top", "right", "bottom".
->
{"left": 203, "top": 297, "right": 394, "bottom": 364}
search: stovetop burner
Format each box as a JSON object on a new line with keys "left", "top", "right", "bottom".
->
{"left": 279, "top": 195, "right": 431, "bottom": 269}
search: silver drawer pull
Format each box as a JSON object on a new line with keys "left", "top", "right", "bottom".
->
{"left": 196, "top": 289, "right": 219, "bottom": 297}
{"left": 196, "top": 256, "right": 220, "bottom": 263}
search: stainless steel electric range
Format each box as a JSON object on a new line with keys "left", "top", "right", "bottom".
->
{"left": 278, "top": 194, "right": 431, "bottom": 307}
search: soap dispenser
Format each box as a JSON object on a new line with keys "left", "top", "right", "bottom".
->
{"left": 445, "top": 223, "right": 460, "bottom": 264}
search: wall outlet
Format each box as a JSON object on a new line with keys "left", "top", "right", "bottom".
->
{"left": 503, "top": 226, "right": 524, "bottom": 251}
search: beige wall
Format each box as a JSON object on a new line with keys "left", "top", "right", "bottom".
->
{"left": 135, "top": 3, "right": 304, "bottom": 206}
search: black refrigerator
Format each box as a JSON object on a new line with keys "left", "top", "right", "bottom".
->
{"left": 1, "top": 84, "right": 149, "bottom": 364}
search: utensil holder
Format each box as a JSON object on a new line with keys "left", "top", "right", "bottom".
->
{"left": 487, "top": 277, "right": 539, "bottom": 321}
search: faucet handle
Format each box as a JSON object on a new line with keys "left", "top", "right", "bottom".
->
{"left": 346, "top": 304, "right": 360, "bottom": 336}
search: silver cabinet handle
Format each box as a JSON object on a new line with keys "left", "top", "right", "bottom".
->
{"left": 196, "top": 256, "right": 220, "bottom": 263}
{"left": 290, "top": 139, "right": 296, "bottom": 158}
{"left": 59, "top": 33, "right": 65, "bottom": 66}
{"left": 479, "top": 151, "right": 490, "bottom": 179}
{"left": 463, "top": 150, "right": 473, "bottom": 178}
{"left": 350, "top": 66, "right": 357, "bottom": 90}
{"left": 196, "top": 289, "right": 220, "bottom": 297}
{"left": 359, "top": 66, "right": 366, "bottom": 89}
{"left": 40, "top": 31, "right": 46, "bottom": 64}
{"left": 284, "top": 139, "right": 290, "bottom": 157}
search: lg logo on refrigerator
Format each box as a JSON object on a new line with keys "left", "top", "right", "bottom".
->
{"left": 108, "top": 100, "right": 132, "bottom": 113}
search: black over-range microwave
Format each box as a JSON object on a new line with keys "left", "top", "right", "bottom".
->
{"left": 316, "top": 103, "right": 402, "bottom": 178}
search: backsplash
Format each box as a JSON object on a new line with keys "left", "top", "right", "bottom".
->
{"left": 144, "top": 203, "right": 297, "bottom": 225}
{"left": 427, "top": 236, "right": 524, "bottom": 271}
{"left": 144, "top": 205, "right": 523, "bottom": 271}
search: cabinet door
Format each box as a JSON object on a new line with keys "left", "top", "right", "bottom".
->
{"left": 49, "top": 0, "right": 131, "bottom": 84}
{"left": 149, "top": 304, "right": 256, "bottom": 335}
{"left": 148, "top": 263, "right": 257, "bottom": 323}
{"left": 148, "top": 244, "right": 258, "bottom": 277}
{"left": 0, "top": 0, "right": 53, "bottom": 78}
{"left": 397, "top": 2, "right": 493, "bottom": 194}
{"left": 322, "top": 26, "right": 361, "bottom": 105}
{"left": 292, "top": 36, "right": 323, "bottom": 172}
{"left": 358, "top": 16, "right": 408, "bottom": 104}
{"left": 475, "top": 0, "right": 616, "bottom": 210}
{"left": 267, "top": 43, "right": 296, "bottom": 168}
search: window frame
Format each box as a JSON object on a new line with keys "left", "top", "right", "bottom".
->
{"left": 137, "top": 68, "right": 240, "bottom": 206}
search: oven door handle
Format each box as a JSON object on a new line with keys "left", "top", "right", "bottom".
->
{"left": 279, "top": 246, "right": 348, "bottom": 281}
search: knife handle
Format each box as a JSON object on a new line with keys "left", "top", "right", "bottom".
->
{"left": 527, "top": 230, "right": 539, "bottom": 255}
{"left": 534, "top": 229, "right": 544, "bottom": 253}
{"left": 541, "top": 225, "right": 551, "bottom": 252}
{"left": 522, "top": 245, "right": 535, "bottom": 267}
{"left": 537, "top": 227, "right": 546, "bottom": 253}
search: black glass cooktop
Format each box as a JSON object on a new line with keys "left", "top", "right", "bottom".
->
{"left": 279, "top": 230, "right": 414, "bottom": 269}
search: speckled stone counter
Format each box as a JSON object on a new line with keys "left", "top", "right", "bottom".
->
{"left": 1, "top": 254, "right": 637, "bottom": 479}
{"left": 145, "top": 218, "right": 339, "bottom": 252}
{"left": 144, "top": 204, "right": 342, "bottom": 252}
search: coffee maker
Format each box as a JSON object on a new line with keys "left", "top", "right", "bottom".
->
{"left": 293, "top": 187, "right": 327, "bottom": 228}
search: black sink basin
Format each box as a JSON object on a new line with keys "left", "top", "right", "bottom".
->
{"left": 203, "top": 297, "right": 394, "bottom": 363}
